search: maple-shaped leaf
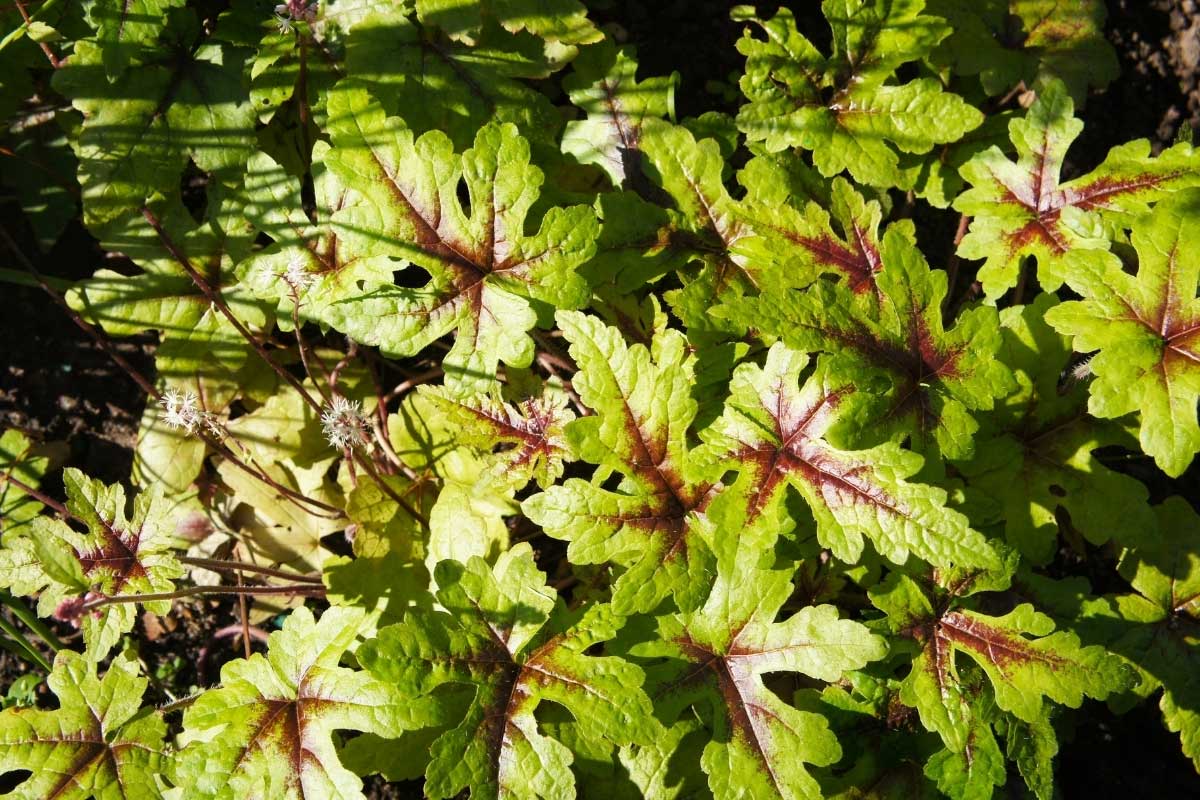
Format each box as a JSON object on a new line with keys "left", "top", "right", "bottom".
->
{"left": 345, "top": 9, "right": 564, "bottom": 151}
{"left": 694, "top": 343, "right": 999, "bottom": 569}
{"left": 174, "top": 606, "right": 421, "bottom": 800}
{"left": 82, "top": 0, "right": 186, "bottom": 78}
{"left": 415, "top": 0, "right": 602, "bottom": 46}
{"left": 1090, "top": 498, "right": 1200, "bottom": 770}
{"left": 561, "top": 43, "right": 678, "bottom": 190}
{"left": 719, "top": 228, "right": 1014, "bottom": 459}
{"left": 522, "top": 312, "right": 720, "bottom": 613}
{"left": 631, "top": 562, "right": 886, "bottom": 800}
{"left": 0, "top": 651, "right": 165, "bottom": 799}
{"left": 734, "top": 176, "right": 911, "bottom": 299}
{"left": 238, "top": 150, "right": 395, "bottom": 327}
{"left": 871, "top": 566, "right": 1133, "bottom": 758}
{"left": 927, "top": 0, "right": 1118, "bottom": 103}
{"left": 1044, "top": 190, "right": 1200, "bottom": 477}
{"left": 53, "top": 12, "right": 257, "bottom": 229}
{"left": 0, "top": 468, "right": 183, "bottom": 659}
{"left": 320, "top": 85, "right": 598, "bottom": 393}
{"left": 956, "top": 294, "right": 1154, "bottom": 563}
{"left": 358, "top": 544, "right": 658, "bottom": 800}
{"left": 733, "top": 3, "right": 983, "bottom": 188}
{"left": 954, "top": 79, "right": 1200, "bottom": 301}
{"left": 418, "top": 385, "right": 574, "bottom": 489}
{"left": 636, "top": 121, "right": 755, "bottom": 331}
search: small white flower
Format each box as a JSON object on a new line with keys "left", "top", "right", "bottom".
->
{"left": 160, "top": 389, "right": 203, "bottom": 434}
{"left": 283, "top": 252, "right": 315, "bottom": 292}
{"left": 321, "top": 396, "right": 370, "bottom": 450}
{"left": 275, "top": 0, "right": 318, "bottom": 32}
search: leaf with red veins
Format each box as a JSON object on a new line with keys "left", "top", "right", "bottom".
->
{"left": 420, "top": 384, "right": 575, "bottom": 489}
{"left": 359, "top": 545, "right": 657, "bottom": 800}
{"left": 0, "top": 468, "right": 183, "bottom": 660}
{"left": 319, "top": 84, "right": 598, "bottom": 393}
{"left": 1045, "top": 189, "right": 1200, "bottom": 477}
{"left": 957, "top": 293, "right": 1154, "bottom": 564}
{"left": 871, "top": 572, "right": 1133, "bottom": 755}
{"left": 523, "top": 312, "right": 720, "bottom": 614}
{"left": 638, "top": 121, "right": 757, "bottom": 332}
{"left": 1098, "top": 499, "right": 1200, "bottom": 770}
{"left": 955, "top": 79, "right": 1200, "bottom": 301}
{"left": 736, "top": 176, "right": 915, "bottom": 299}
{"left": 175, "top": 607, "right": 423, "bottom": 800}
{"left": 719, "top": 228, "right": 1014, "bottom": 459}
{"left": 0, "top": 651, "right": 166, "bottom": 800}
{"left": 562, "top": 43, "right": 678, "bottom": 190}
{"left": 635, "top": 563, "right": 885, "bottom": 800}
{"left": 694, "top": 343, "right": 999, "bottom": 569}
{"left": 238, "top": 149, "right": 394, "bottom": 327}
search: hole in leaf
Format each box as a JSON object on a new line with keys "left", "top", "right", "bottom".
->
{"left": 393, "top": 264, "right": 432, "bottom": 290}
{"left": 0, "top": 770, "right": 32, "bottom": 792}
{"left": 598, "top": 470, "right": 623, "bottom": 492}
{"left": 1049, "top": 484, "right": 1067, "bottom": 498}
{"left": 179, "top": 160, "right": 209, "bottom": 224}
{"left": 456, "top": 175, "right": 471, "bottom": 217}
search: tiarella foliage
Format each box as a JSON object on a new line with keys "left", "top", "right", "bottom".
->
{"left": 0, "top": 1, "right": 1197, "bottom": 799}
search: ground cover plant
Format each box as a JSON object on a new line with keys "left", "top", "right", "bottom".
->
{"left": 0, "top": 0, "right": 1199, "bottom": 797}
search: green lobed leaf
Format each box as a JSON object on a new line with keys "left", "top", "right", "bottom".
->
{"left": 954, "top": 79, "right": 1200, "bottom": 301}
{"left": 523, "top": 312, "right": 719, "bottom": 614}
{"left": 359, "top": 544, "right": 658, "bottom": 799}
{"left": 734, "top": 2, "right": 983, "bottom": 188}
{"left": 419, "top": 384, "right": 575, "bottom": 489}
{"left": 175, "top": 606, "right": 422, "bottom": 800}
{"left": 872, "top": 568, "right": 1133, "bottom": 758}
{"left": 631, "top": 561, "right": 887, "bottom": 799}
{"left": 0, "top": 651, "right": 166, "bottom": 800}
{"left": 927, "top": 0, "right": 1118, "bottom": 103}
{"left": 320, "top": 84, "right": 598, "bottom": 393}
{"left": 695, "top": 343, "right": 1000, "bottom": 569}
{"left": 561, "top": 42, "right": 678, "bottom": 190}
{"left": 1045, "top": 189, "right": 1200, "bottom": 476}
{"left": 956, "top": 293, "right": 1155, "bottom": 562}
{"left": 0, "top": 430, "right": 49, "bottom": 537}
{"left": 346, "top": 9, "right": 564, "bottom": 151}
{"left": 0, "top": 469, "right": 183, "bottom": 659}
{"left": 719, "top": 228, "right": 1015, "bottom": 459}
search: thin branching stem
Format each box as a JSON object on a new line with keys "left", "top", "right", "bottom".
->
{"left": 82, "top": 583, "right": 326, "bottom": 610}
{"left": 178, "top": 556, "right": 324, "bottom": 584}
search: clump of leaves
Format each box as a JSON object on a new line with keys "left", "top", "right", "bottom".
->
{"left": 0, "top": 1, "right": 1197, "bottom": 799}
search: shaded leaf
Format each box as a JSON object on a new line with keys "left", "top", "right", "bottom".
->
{"left": 359, "top": 545, "right": 657, "bottom": 799}
{"left": 734, "top": 3, "right": 982, "bottom": 188}
{"left": 696, "top": 343, "right": 999, "bottom": 569}
{"left": 1045, "top": 189, "right": 1200, "bottom": 476}
{"left": 632, "top": 562, "right": 886, "bottom": 799}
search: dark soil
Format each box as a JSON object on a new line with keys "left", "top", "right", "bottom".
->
{"left": 1, "top": 0, "right": 1199, "bottom": 796}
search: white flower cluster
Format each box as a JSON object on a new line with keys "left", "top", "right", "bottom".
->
{"left": 321, "top": 396, "right": 371, "bottom": 450}
{"left": 275, "top": 0, "right": 318, "bottom": 33}
{"left": 159, "top": 389, "right": 218, "bottom": 436}
{"left": 283, "top": 252, "right": 316, "bottom": 292}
